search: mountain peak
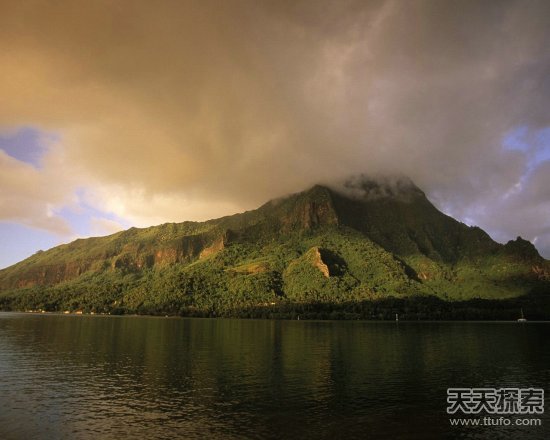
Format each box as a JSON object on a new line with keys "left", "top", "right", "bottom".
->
{"left": 327, "top": 174, "right": 426, "bottom": 203}
{"left": 504, "top": 236, "right": 541, "bottom": 259}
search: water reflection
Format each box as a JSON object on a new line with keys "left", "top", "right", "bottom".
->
{"left": 0, "top": 314, "right": 548, "bottom": 439}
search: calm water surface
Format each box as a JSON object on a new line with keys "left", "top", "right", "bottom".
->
{"left": 0, "top": 313, "right": 548, "bottom": 439}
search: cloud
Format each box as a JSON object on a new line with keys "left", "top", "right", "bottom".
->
{"left": 83, "top": 184, "right": 243, "bottom": 227}
{"left": 469, "top": 160, "right": 550, "bottom": 257}
{"left": 89, "top": 217, "right": 126, "bottom": 237}
{"left": 0, "top": 0, "right": 549, "bottom": 255}
{"left": 0, "top": 150, "right": 73, "bottom": 235}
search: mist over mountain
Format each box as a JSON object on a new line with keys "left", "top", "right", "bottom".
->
{"left": 1, "top": 177, "right": 548, "bottom": 319}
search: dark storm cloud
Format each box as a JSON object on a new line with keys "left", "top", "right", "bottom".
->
{"left": 0, "top": 0, "right": 549, "bottom": 255}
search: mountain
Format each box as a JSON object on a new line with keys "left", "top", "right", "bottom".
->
{"left": 1, "top": 177, "right": 549, "bottom": 319}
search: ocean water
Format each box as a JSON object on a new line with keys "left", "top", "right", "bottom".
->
{"left": 0, "top": 313, "right": 548, "bottom": 439}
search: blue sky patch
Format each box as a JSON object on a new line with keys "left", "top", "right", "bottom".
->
{"left": 0, "top": 223, "right": 61, "bottom": 269}
{"left": 0, "top": 126, "right": 58, "bottom": 167}
{"left": 57, "top": 190, "right": 131, "bottom": 238}
{"left": 503, "top": 125, "right": 550, "bottom": 171}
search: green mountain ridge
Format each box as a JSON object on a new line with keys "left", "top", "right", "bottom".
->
{"left": 1, "top": 178, "right": 549, "bottom": 318}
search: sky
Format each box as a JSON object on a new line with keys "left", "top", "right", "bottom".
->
{"left": 1, "top": 0, "right": 549, "bottom": 268}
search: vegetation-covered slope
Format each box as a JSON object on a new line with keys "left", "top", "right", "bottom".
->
{"left": 1, "top": 178, "right": 548, "bottom": 318}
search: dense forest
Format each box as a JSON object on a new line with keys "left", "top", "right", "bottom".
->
{"left": 1, "top": 179, "right": 549, "bottom": 320}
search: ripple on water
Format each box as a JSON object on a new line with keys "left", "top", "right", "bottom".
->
{"left": 0, "top": 314, "right": 549, "bottom": 439}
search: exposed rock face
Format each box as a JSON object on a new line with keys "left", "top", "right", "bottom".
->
{"left": 11, "top": 260, "right": 95, "bottom": 288}
{"left": 199, "top": 235, "right": 226, "bottom": 259}
{"left": 278, "top": 185, "right": 339, "bottom": 231}
{"left": 285, "top": 247, "right": 331, "bottom": 278}
{"left": 153, "top": 249, "right": 179, "bottom": 266}
{"left": 0, "top": 229, "right": 219, "bottom": 289}
{"left": 310, "top": 247, "right": 330, "bottom": 278}
{"left": 532, "top": 265, "right": 550, "bottom": 281}
{"left": 298, "top": 189, "right": 339, "bottom": 229}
